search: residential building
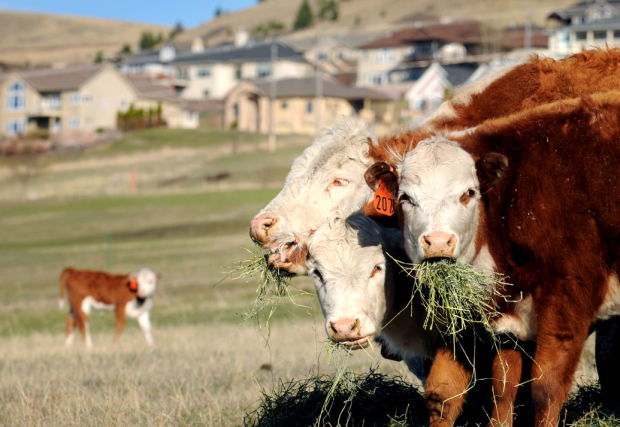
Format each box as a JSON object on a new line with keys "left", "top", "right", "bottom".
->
{"left": 224, "top": 77, "right": 386, "bottom": 135}
{"left": 170, "top": 40, "right": 313, "bottom": 100}
{"left": 548, "top": 1, "right": 620, "bottom": 56}
{"left": 356, "top": 21, "right": 482, "bottom": 87}
{"left": 118, "top": 44, "right": 177, "bottom": 77}
{"left": 405, "top": 63, "right": 477, "bottom": 116}
{"left": 0, "top": 65, "right": 136, "bottom": 137}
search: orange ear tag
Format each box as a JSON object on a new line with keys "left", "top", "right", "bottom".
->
{"left": 129, "top": 278, "right": 138, "bottom": 291}
{"left": 373, "top": 179, "right": 395, "bottom": 216}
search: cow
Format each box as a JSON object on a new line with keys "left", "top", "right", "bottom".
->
{"left": 363, "top": 92, "right": 620, "bottom": 425}
{"left": 307, "top": 212, "right": 514, "bottom": 425}
{"left": 250, "top": 48, "right": 620, "bottom": 276}
{"left": 59, "top": 267, "right": 158, "bottom": 348}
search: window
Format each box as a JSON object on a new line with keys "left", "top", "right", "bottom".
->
{"left": 7, "top": 82, "right": 25, "bottom": 110}
{"left": 197, "top": 67, "right": 211, "bottom": 78}
{"left": 305, "top": 101, "right": 313, "bottom": 114}
{"left": 235, "top": 65, "right": 242, "bottom": 80}
{"left": 376, "top": 48, "right": 394, "bottom": 64}
{"left": 203, "top": 89, "right": 210, "bottom": 97}
{"left": 69, "top": 117, "right": 80, "bottom": 129}
{"left": 371, "top": 72, "right": 387, "bottom": 85}
{"left": 615, "top": 30, "right": 620, "bottom": 39}
{"left": 233, "top": 103, "right": 239, "bottom": 118}
{"left": 82, "top": 94, "right": 93, "bottom": 103}
{"left": 70, "top": 92, "right": 80, "bottom": 105}
{"left": 593, "top": 30, "right": 607, "bottom": 40}
{"left": 257, "top": 63, "right": 271, "bottom": 78}
{"left": 575, "top": 31, "right": 587, "bottom": 41}
{"left": 44, "top": 93, "right": 60, "bottom": 109}
{"left": 5, "top": 119, "right": 25, "bottom": 135}
{"left": 176, "top": 68, "right": 189, "bottom": 80}
{"left": 281, "top": 101, "right": 288, "bottom": 110}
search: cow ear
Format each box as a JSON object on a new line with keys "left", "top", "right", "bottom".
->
{"left": 476, "top": 152, "right": 508, "bottom": 192}
{"left": 364, "top": 162, "right": 399, "bottom": 195}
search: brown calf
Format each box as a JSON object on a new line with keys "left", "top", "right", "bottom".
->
{"left": 59, "top": 267, "right": 158, "bottom": 348}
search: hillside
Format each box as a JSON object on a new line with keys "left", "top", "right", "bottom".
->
{"left": 178, "top": 0, "right": 578, "bottom": 47}
{"left": 0, "top": 11, "right": 168, "bottom": 65}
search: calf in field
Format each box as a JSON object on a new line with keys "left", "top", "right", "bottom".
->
{"left": 364, "top": 93, "right": 620, "bottom": 424}
{"left": 59, "top": 267, "right": 158, "bottom": 348}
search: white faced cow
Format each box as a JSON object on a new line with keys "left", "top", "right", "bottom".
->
{"left": 365, "top": 94, "right": 620, "bottom": 425}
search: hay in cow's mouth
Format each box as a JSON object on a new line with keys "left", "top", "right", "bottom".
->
{"left": 231, "top": 248, "right": 307, "bottom": 334}
{"left": 390, "top": 256, "right": 509, "bottom": 347}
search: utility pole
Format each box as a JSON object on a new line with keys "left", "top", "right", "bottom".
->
{"left": 268, "top": 41, "right": 277, "bottom": 152}
{"left": 525, "top": 11, "right": 533, "bottom": 51}
{"left": 315, "top": 34, "right": 323, "bottom": 136}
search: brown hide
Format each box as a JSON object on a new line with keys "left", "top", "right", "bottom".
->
{"left": 60, "top": 267, "right": 136, "bottom": 307}
{"left": 453, "top": 95, "right": 620, "bottom": 423}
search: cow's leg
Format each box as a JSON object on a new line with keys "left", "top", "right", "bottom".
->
{"left": 490, "top": 347, "right": 523, "bottom": 426}
{"left": 595, "top": 316, "right": 620, "bottom": 415}
{"left": 114, "top": 306, "right": 126, "bottom": 343}
{"left": 425, "top": 346, "right": 472, "bottom": 426}
{"left": 65, "top": 313, "right": 75, "bottom": 346}
{"left": 530, "top": 311, "right": 591, "bottom": 426}
{"left": 137, "top": 311, "right": 154, "bottom": 346}
{"left": 74, "top": 310, "right": 92, "bottom": 348}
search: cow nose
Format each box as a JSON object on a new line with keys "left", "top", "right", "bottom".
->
{"left": 328, "top": 319, "right": 361, "bottom": 341}
{"left": 250, "top": 214, "right": 279, "bottom": 245}
{"left": 421, "top": 231, "right": 457, "bottom": 258}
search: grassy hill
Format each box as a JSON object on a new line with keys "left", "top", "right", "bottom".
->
{"left": 179, "top": 0, "right": 579, "bottom": 47}
{"left": 0, "top": 11, "right": 168, "bottom": 65}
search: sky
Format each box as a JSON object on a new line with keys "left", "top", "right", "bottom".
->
{"left": 0, "top": 0, "right": 257, "bottom": 28}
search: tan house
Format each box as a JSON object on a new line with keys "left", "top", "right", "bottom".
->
{"left": 0, "top": 65, "right": 137, "bottom": 137}
{"left": 0, "top": 64, "right": 203, "bottom": 138}
{"left": 224, "top": 77, "right": 387, "bottom": 135}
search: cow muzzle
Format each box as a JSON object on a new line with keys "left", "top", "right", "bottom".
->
{"left": 420, "top": 231, "right": 457, "bottom": 259}
{"left": 250, "top": 214, "right": 279, "bottom": 246}
{"left": 327, "top": 318, "right": 371, "bottom": 348}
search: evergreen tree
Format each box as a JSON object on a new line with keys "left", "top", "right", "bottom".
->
{"left": 293, "top": 0, "right": 314, "bottom": 30}
{"left": 94, "top": 51, "right": 104, "bottom": 64}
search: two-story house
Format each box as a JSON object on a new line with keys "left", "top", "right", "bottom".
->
{"left": 548, "top": 1, "right": 620, "bottom": 56}
{"left": 356, "top": 20, "right": 482, "bottom": 87}
{"left": 170, "top": 38, "right": 313, "bottom": 100}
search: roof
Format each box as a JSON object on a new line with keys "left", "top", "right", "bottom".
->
{"left": 548, "top": 1, "right": 620, "bottom": 22}
{"left": 126, "top": 75, "right": 222, "bottom": 111}
{"left": 171, "top": 41, "right": 306, "bottom": 65}
{"left": 441, "top": 64, "right": 478, "bottom": 86}
{"left": 250, "top": 77, "right": 387, "bottom": 100}
{"left": 360, "top": 21, "right": 482, "bottom": 49}
{"left": 17, "top": 65, "right": 103, "bottom": 92}
{"left": 563, "top": 16, "right": 620, "bottom": 31}
{"left": 121, "top": 51, "right": 162, "bottom": 66}
{"left": 500, "top": 27, "right": 548, "bottom": 49}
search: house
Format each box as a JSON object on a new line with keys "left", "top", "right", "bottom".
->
{"left": 356, "top": 20, "right": 482, "bottom": 87}
{"left": 223, "top": 76, "right": 387, "bottom": 135}
{"left": 118, "top": 44, "right": 177, "bottom": 77}
{"left": 170, "top": 37, "right": 313, "bottom": 100}
{"left": 0, "top": 64, "right": 137, "bottom": 137}
{"left": 547, "top": 1, "right": 620, "bottom": 56}
{"left": 0, "top": 64, "right": 203, "bottom": 138}
{"left": 405, "top": 62, "right": 477, "bottom": 117}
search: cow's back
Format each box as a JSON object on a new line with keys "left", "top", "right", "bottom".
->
{"left": 62, "top": 267, "right": 132, "bottom": 305}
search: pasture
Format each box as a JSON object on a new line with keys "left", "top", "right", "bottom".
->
{"left": 0, "top": 128, "right": 604, "bottom": 425}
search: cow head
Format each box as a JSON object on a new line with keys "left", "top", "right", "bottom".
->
{"left": 130, "top": 268, "right": 158, "bottom": 299}
{"left": 250, "top": 120, "right": 375, "bottom": 275}
{"left": 395, "top": 137, "right": 507, "bottom": 264}
{"left": 307, "top": 213, "right": 403, "bottom": 347}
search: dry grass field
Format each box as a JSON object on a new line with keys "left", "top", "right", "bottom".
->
{"left": 0, "top": 128, "right": 607, "bottom": 425}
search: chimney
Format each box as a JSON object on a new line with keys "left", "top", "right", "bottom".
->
{"left": 159, "top": 44, "right": 176, "bottom": 62}
{"left": 192, "top": 37, "right": 205, "bottom": 53}
{"left": 235, "top": 27, "right": 249, "bottom": 47}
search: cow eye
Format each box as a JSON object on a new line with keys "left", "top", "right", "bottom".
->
{"left": 370, "top": 264, "right": 384, "bottom": 278}
{"left": 398, "top": 193, "right": 416, "bottom": 207}
{"left": 467, "top": 189, "right": 476, "bottom": 197}
{"left": 328, "top": 178, "right": 349, "bottom": 190}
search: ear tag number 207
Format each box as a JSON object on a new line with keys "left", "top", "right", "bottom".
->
{"left": 374, "top": 180, "right": 395, "bottom": 216}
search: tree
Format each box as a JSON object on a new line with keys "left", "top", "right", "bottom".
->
{"left": 215, "top": 7, "right": 223, "bottom": 17}
{"left": 120, "top": 44, "right": 132, "bottom": 54}
{"left": 293, "top": 0, "right": 314, "bottom": 30}
{"left": 169, "top": 21, "right": 184, "bottom": 40}
{"left": 94, "top": 51, "right": 104, "bottom": 63}
{"left": 139, "top": 31, "right": 163, "bottom": 51}
{"left": 318, "top": 0, "right": 339, "bottom": 21}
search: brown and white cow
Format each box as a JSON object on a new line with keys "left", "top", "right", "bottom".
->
{"left": 307, "top": 213, "right": 503, "bottom": 425}
{"left": 365, "top": 93, "right": 620, "bottom": 425}
{"left": 59, "top": 267, "right": 158, "bottom": 348}
{"left": 251, "top": 48, "right": 620, "bottom": 275}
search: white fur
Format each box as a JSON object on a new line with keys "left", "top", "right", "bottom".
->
{"left": 493, "top": 295, "right": 537, "bottom": 341}
{"left": 307, "top": 214, "right": 438, "bottom": 382}
{"left": 81, "top": 296, "right": 114, "bottom": 315}
{"left": 597, "top": 272, "right": 620, "bottom": 320}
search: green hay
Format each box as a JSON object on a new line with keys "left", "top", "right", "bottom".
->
{"left": 391, "top": 257, "right": 509, "bottom": 346}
